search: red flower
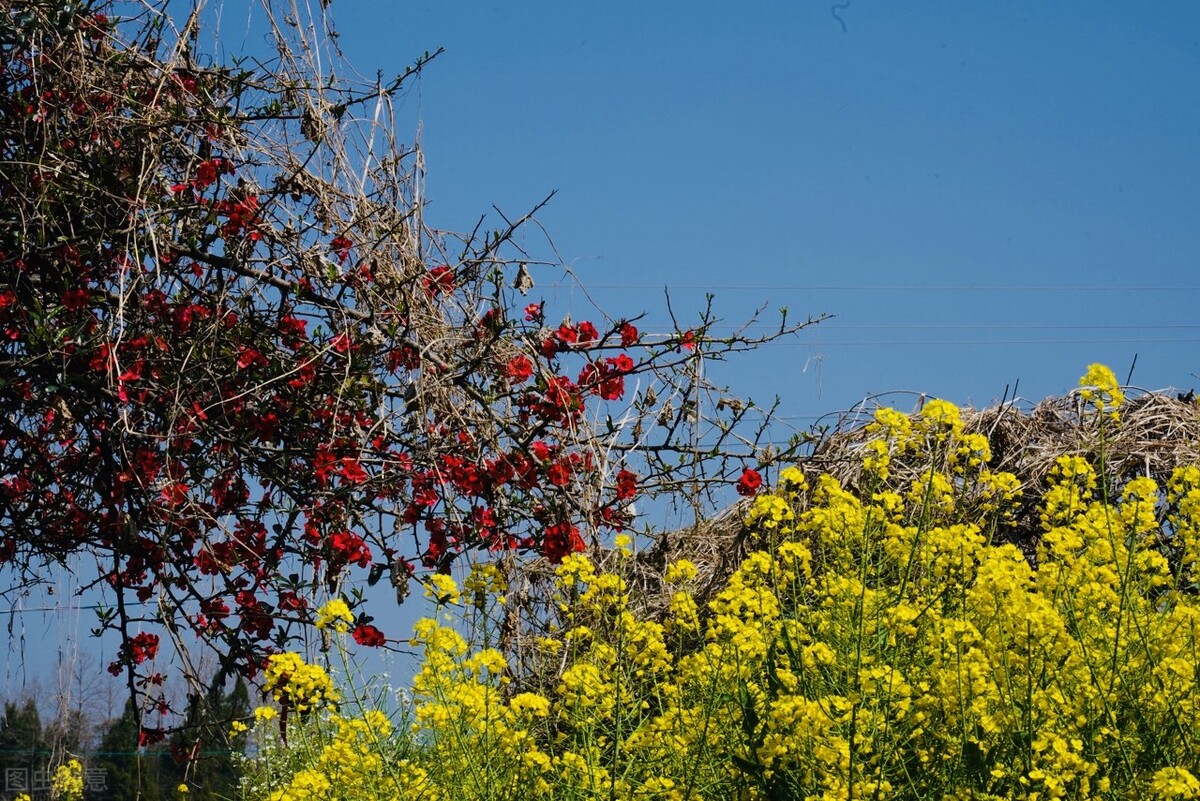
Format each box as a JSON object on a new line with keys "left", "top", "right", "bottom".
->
{"left": 125, "top": 632, "right": 160, "bottom": 664}
{"left": 330, "top": 235, "right": 353, "bottom": 265}
{"left": 530, "top": 440, "right": 553, "bottom": 463}
{"left": 423, "top": 265, "right": 455, "bottom": 296}
{"left": 679, "top": 329, "right": 697, "bottom": 352}
{"left": 159, "top": 481, "right": 189, "bottom": 507}
{"left": 736, "top": 467, "right": 762, "bottom": 497}
{"left": 193, "top": 158, "right": 233, "bottom": 189}
{"left": 339, "top": 457, "right": 369, "bottom": 484}
{"left": 543, "top": 521, "right": 585, "bottom": 564}
{"left": 524, "top": 302, "right": 544, "bottom": 322}
{"left": 236, "top": 346, "right": 267, "bottom": 370}
{"left": 619, "top": 321, "right": 639, "bottom": 347}
{"left": 554, "top": 323, "right": 578, "bottom": 347}
{"left": 615, "top": 469, "right": 638, "bottom": 501}
{"left": 62, "top": 287, "right": 91, "bottom": 311}
{"left": 330, "top": 530, "right": 371, "bottom": 567}
{"left": 352, "top": 623, "right": 386, "bottom": 647}
{"left": 576, "top": 321, "right": 599, "bottom": 346}
{"left": 546, "top": 459, "right": 572, "bottom": 487}
{"left": 505, "top": 354, "right": 534, "bottom": 383}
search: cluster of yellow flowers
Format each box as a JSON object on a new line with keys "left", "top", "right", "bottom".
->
{"left": 50, "top": 759, "right": 83, "bottom": 801}
{"left": 314, "top": 598, "right": 353, "bottom": 633}
{"left": 263, "top": 652, "right": 338, "bottom": 713}
{"left": 1079, "top": 362, "right": 1125, "bottom": 419}
{"left": 240, "top": 366, "right": 1198, "bottom": 800}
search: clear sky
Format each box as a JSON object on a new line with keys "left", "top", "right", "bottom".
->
{"left": 7, "top": 0, "right": 1200, "bottom": 708}
{"left": 313, "top": 0, "right": 1200, "bottom": 425}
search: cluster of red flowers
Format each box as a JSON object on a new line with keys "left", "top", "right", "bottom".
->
{"left": 107, "top": 632, "right": 161, "bottom": 675}
{"left": 0, "top": 4, "right": 776, "bottom": 725}
{"left": 579, "top": 353, "right": 635, "bottom": 401}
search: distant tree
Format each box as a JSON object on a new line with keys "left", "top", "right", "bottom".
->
{"left": 92, "top": 701, "right": 161, "bottom": 801}
{"left": 44, "top": 704, "right": 91, "bottom": 764}
{"left": 165, "top": 677, "right": 249, "bottom": 799}
{"left": 0, "top": 699, "right": 46, "bottom": 795}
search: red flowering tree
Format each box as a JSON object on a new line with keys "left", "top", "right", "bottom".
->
{"left": 0, "top": 0, "right": 824, "bottom": 738}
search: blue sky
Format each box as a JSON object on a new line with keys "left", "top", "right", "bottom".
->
{"left": 316, "top": 0, "right": 1200, "bottom": 424}
{"left": 7, "top": 0, "right": 1200, "bottom": 705}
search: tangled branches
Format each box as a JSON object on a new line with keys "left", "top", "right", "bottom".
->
{"left": 0, "top": 0, "right": 824, "bottom": 737}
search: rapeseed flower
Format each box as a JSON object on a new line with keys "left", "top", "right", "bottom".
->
{"left": 1079, "top": 362, "right": 1124, "bottom": 417}
{"left": 263, "top": 653, "right": 338, "bottom": 712}
{"left": 50, "top": 759, "right": 83, "bottom": 801}
{"left": 315, "top": 598, "right": 353, "bottom": 632}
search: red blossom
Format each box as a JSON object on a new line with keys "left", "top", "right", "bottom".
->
{"left": 62, "top": 287, "right": 90, "bottom": 310}
{"left": 679, "top": 329, "right": 697, "bottom": 352}
{"left": 619, "top": 321, "right": 639, "bottom": 347}
{"left": 523, "top": 302, "right": 544, "bottom": 322}
{"left": 542, "top": 521, "right": 584, "bottom": 564}
{"left": 576, "top": 320, "right": 599, "bottom": 346}
{"left": 546, "top": 459, "right": 573, "bottom": 487}
{"left": 352, "top": 623, "right": 386, "bottom": 647}
{"left": 554, "top": 323, "right": 578, "bottom": 348}
{"left": 423, "top": 265, "right": 455, "bottom": 296}
{"left": 330, "top": 235, "right": 353, "bottom": 265}
{"left": 736, "top": 467, "right": 763, "bottom": 497}
{"left": 505, "top": 354, "right": 534, "bottom": 383}
{"left": 236, "top": 346, "right": 267, "bottom": 370}
{"left": 338, "top": 457, "right": 369, "bottom": 484}
{"left": 329, "top": 530, "right": 371, "bottom": 568}
{"left": 192, "top": 158, "right": 233, "bottom": 190}
{"left": 530, "top": 441, "right": 553, "bottom": 462}
{"left": 125, "top": 632, "right": 160, "bottom": 664}
{"left": 220, "top": 194, "right": 261, "bottom": 240}
{"left": 278, "top": 314, "right": 308, "bottom": 347}
{"left": 615, "top": 469, "right": 638, "bottom": 501}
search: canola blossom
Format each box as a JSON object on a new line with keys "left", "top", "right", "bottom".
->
{"left": 240, "top": 366, "right": 1199, "bottom": 800}
{"left": 263, "top": 653, "right": 338, "bottom": 714}
{"left": 315, "top": 598, "right": 354, "bottom": 633}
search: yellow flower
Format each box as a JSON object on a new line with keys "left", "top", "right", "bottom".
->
{"left": 315, "top": 598, "right": 353, "bottom": 632}
{"left": 1079, "top": 362, "right": 1124, "bottom": 417}
{"left": 51, "top": 760, "right": 84, "bottom": 801}
{"left": 779, "top": 465, "right": 809, "bottom": 493}
{"left": 263, "top": 652, "right": 338, "bottom": 712}
{"left": 1150, "top": 766, "right": 1200, "bottom": 799}
{"left": 253, "top": 705, "right": 278, "bottom": 721}
{"left": 425, "top": 573, "right": 461, "bottom": 606}
{"left": 509, "top": 692, "right": 552, "bottom": 717}
{"left": 664, "top": 558, "right": 698, "bottom": 584}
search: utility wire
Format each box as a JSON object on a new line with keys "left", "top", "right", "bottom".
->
{"left": 546, "top": 283, "right": 1200, "bottom": 292}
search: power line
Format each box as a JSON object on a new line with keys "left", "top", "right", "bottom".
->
{"left": 817, "top": 324, "right": 1200, "bottom": 330}
{"left": 768, "top": 335, "right": 1200, "bottom": 345}
{"left": 547, "top": 283, "right": 1200, "bottom": 293}
{"left": 773, "top": 338, "right": 1200, "bottom": 346}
